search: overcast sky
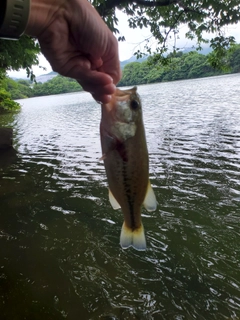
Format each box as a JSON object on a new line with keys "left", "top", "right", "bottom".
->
{"left": 7, "top": 10, "right": 240, "bottom": 79}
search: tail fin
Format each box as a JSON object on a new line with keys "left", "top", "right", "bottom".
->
{"left": 120, "top": 222, "right": 146, "bottom": 251}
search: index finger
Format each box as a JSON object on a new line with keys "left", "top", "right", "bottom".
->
{"left": 97, "top": 37, "right": 122, "bottom": 85}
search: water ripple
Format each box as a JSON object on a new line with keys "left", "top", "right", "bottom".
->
{"left": 0, "top": 75, "right": 240, "bottom": 319}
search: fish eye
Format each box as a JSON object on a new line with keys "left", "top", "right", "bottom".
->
{"left": 130, "top": 99, "right": 139, "bottom": 110}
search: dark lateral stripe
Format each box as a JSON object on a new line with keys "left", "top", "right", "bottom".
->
{"left": 116, "top": 139, "right": 128, "bottom": 162}
{"left": 122, "top": 165, "right": 135, "bottom": 229}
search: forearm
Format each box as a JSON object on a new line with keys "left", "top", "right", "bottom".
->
{"left": 25, "top": 0, "right": 102, "bottom": 38}
{"left": 0, "top": 0, "right": 30, "bottom": 39}
{"left": 25, "top": 0, "right": 66, "bottom": 37}
{"left": 0, "top": 0, "right": 85, "bottom": 39}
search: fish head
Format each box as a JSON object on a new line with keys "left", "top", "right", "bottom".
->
{"left": 113, "top": 87, "right": 142, "bottom": 124}
{"left": 101, "top": 87, "right": 143, "bottom": 141}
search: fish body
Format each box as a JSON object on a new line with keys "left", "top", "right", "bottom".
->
{"left": 100, "top": 87, "right": 157, "bottom": 250}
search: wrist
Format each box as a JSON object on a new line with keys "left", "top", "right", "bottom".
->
{"left": 0, "top": 0, "right": 30, "bottom": 39}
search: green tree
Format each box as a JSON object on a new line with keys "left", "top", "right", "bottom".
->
{"left": 0, "top": 35, "right": 40, "bottom": 111}
{"left": 119, "top": 62, "right": 142, "bottom": 86}
{"left": 1, "top": 77, "right": 33, "bottom": 100}
{"left": 227, "top": 44, "right": 240, "bottom": 73}
{"left": 32, "top": 75, "right": 82, "bottom": 97}
{"left": 0, "top": 35, "right": 40, "bottom": 80}
{"left": 0, "top": 88, "right": 20, "bottom": 113}
{"left": 118, "top": 45, "right": 240, "bottom": 87}
{"left": 1, "top": 1, "right": 240, "bottom": 79}
{"left": 1, "top": 0, "right": 240, "bottom": 110}
{"left": 93, "top": 0, "right": 240, "bottom": 65}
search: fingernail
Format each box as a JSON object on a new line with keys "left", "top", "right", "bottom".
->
{"left": 106, "top": 95, "right": 112, "bottom": 102}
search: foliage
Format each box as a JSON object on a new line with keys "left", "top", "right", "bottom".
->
{"left": 0, "top": 36, "right": 40, "bottom": 81}
{"left": 118, "top": 45, "right": 240, "bottom": 87}
{"left": 0, "top": 88, "right": 20, "bottom": 113}
{"left": 1, "top": 0, "right": 240, "bottom": 108}
{"left": 2, "top": 78, "right": 33, "bottom": 99}
{"left": 0, "top": 36, "right": 40, "bottom": 108}
{"left": 228, "top": 44, "right": 240, "bottom": 73}
{"left": 2, "top": 75, "right": 82, "bottom": 100}
{"left": 0, "top": 1, "right": 239, "bottom": 78}
{"left": 3, "top": 44, "right": 240, "bottom": 99}
{"left": 32, "top": 75, "right": 82, "bottom": 97}
{"left": 92, "top": 0, "right": 240, "bottom": 66}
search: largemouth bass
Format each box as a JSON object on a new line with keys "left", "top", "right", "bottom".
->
{"left": 100, "top": 87, "right": 157, "bottom": 250}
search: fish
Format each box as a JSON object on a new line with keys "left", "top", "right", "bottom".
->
{"left": 100, "top": 86, "right": 157, "bottom": 250}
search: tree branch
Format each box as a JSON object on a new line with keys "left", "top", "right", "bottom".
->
{"left": 133, "top": 0, "right": 178, "bottom": 8}
{"left": 96, "top": 0, "right": 200, "bottom": 19}
{"left": 134, "top": 0, "right": 200, "bottom": 13}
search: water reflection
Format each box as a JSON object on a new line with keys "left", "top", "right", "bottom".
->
{"left": 0, "top": 75, "right": 240, "bottom": 319}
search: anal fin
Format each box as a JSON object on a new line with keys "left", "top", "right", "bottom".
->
{"left": 143, "top": 180, "right": 157, "bottom": 212}
{"left": 109, "top": 189, "right": 121, "bottom": 210}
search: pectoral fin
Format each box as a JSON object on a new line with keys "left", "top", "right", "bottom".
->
{"left": 99, "top": 154, "right": 107, "bottom": 161}
{"left": 109, "top": 189, "right": 121, "bottom": 210}
{"left": 100, "top": 127, "right": 116, "bottom": 157}
{"left": 143, "top": 181, "right": 157, "bottom": 212}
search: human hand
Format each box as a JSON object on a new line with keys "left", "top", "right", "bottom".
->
{"left": 25, "top": 0, "right": 121, "bottom": 103}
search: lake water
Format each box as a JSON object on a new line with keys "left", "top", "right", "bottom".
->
{"left": 0, "top": 74, "right": 240, "bottom": 319}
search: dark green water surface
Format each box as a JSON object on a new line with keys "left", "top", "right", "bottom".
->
{"left": 0, "top": 74, "right": 240, "bottom": 319}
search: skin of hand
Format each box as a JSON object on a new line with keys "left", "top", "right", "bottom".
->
{"left": 25, "top": 0, "right": 121, "bottom": 103}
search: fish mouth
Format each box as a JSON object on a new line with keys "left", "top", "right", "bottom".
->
{"left": 115, "top": 94, "right": 130, "bottom": 102}
{"left": 105, "top": 93, "right": 131, "bottom": 114}
{"left": 103, "top": 93, "right": 130, "bottom": 113}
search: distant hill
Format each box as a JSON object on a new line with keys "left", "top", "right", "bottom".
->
{"left": 36, "top": 71, "right": 58, "bottom": 83}
{"left": 182, "top": 47, "right": 212, "bottom": 55}
{"left": 120, "top": 55, "right": 148, "bottom": 69}
{"left": 9, "top": 47, "right": 212, "bottom": 83}
{"left": 119, "top": 48, "right": 211, "bottom": 69}
{"left": 33, "top": 56, "right": 148, "bottom": 83}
